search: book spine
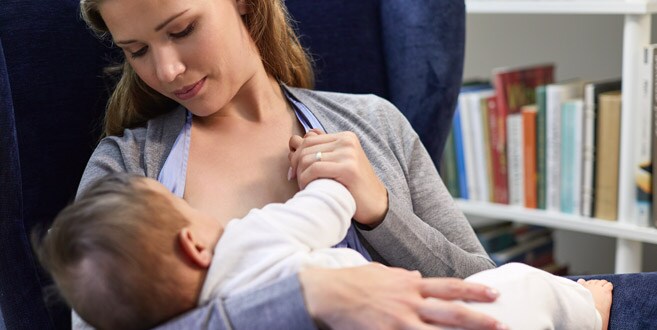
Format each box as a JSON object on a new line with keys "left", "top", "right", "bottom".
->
{"left": 546, "top": 86, "right": 563, "bottom": 212}
{"left": 560, "top": 100, "right": 584, "bottom": 215}
{"left": 452, "top": 109, "right": 468, "bottom": 199}
{"left": 507, "top": 113, "right": 525, "bottom": 206}
{"left": 459, "top": 93, "right": 478, "bottom": 201}
{"left": 493, "top": 74, "right": 510, "bottom": 204}
{"left": 536, "top": 86, "right": 547, "bottom": 209}
{"left": 572, "top": 100, "right": 584, "bottom": 216}
{"left": 522, "top": 107, "right": 538, "bottom": 208}
{"left": 595, "top": 92, "right": 622, "bottom": 221}
{"left": 481, "top": 97, "right": 495, "bottom": 202}
{"left": 487, "top": 95, "right": 509, "bottom": 204}
{"left": 560, "top": 102, "right": 576, "bottom": 214}
{"left": 469, "top": 91, "right": 494, "bottom": 202}
{"left": 440, "top": 128, "right": 459, "bottom": 197}
{"left": 636, "top": 45, "right": 655, "bottom": 227}
{"left": 581, "top": 84, "right": 596, "bottom": 217}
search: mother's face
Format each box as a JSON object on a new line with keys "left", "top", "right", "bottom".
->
{"left": 99, "top": 0, "right": 261, "bottom": 116}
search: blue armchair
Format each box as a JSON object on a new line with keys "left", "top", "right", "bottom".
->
{"left": 1, "top": 0, "right": 655, "bottom": 329}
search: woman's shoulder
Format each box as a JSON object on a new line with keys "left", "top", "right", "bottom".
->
{"left": 286, "top": 87, "right": 412, "bottom": 134}
{"left": 80, "top": 106, "right": 186, "bottom": 191}
{"left": 288, "top": 87, "right": 396, "bottom": 114}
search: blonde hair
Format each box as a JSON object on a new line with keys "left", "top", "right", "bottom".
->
{"left": 80, "top": 0, "right": 314, "bottom": 137}
{"left": 34, "top": 173, "right": 193, "bottom": 330}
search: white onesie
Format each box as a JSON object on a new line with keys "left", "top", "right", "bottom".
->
{"left": 197, "top": 179, "right": 602, "bottom": 330}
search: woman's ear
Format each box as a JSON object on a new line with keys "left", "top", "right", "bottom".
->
{"left": 178, "top": 227, "right": 213, "bottom": 268}
{"left": 236, "top": 0, "right": 252, "bottom": 15}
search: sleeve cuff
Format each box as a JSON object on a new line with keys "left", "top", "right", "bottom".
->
{"left": 225, "top": 274, "right": 317, "bottom": 330}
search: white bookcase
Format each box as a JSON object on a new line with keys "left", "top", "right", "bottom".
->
{"left": 462, "top": 0, "right": 657, "bottom": 273}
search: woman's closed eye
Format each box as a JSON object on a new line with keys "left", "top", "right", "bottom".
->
{"left": 127, "top": 21, "right": 197, "bottom": 59}
{"left": 170, "top": 21, "right": 197, "bottom": 39}
{"left": 129, "top": 46, "right": 148, "bottom": 59}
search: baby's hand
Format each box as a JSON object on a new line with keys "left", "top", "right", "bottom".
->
{"left": 287, "top": 129, "right": 324, "bottom": 184}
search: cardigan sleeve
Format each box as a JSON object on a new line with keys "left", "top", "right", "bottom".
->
{"left": 357, "top": 99, "right": 495, "bottom": 278}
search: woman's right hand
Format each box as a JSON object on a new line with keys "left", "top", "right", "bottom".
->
{"left": 298, "top": 264, "right": 506, "bottom": 330}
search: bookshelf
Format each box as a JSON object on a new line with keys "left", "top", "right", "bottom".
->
{"left": 463, "top": 0, "right": 657, "bottom": 273}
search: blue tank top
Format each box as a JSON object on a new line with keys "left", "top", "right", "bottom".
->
{"left": 158, "top": 88, "right": 373, "bottom": 261}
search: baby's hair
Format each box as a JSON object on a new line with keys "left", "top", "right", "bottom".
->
{"left": 34, "top": 173, "right": 192, "bottom": 330}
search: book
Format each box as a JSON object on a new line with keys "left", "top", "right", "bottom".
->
{"left": 491, "top": 64, "right": 555, "bottom": 205}
{"left": 452, "top": 108, "right": 468, "bottom": 199}
{"left": 480, "top": 97, "right": 495, "bottom": 201}
{"left": 560, "top": 99, "right": 584, "bottom": 215}
{"left": 536, "top": 86, "right": 548, "bottom": 210}
{"left": 545, "top": 79, "right": 585, "bottom": 212}
{"left": 595, "top": 91, "right": 622, "bottom": 220}
{"left": 581, "top": 79, "right": 622, "bottom": 217}
{"left": 522, "top": 105, "right": 538, "bottom": 209}
{"left": 458, "top": 84, "right": 493, "bottom": 200}
{"left": 489, "top": 235, "right": 554, "bottom": 268}
{"left": 486, "top": 96, "right": 507, "bottom": 203}
{"left": 466, "top": 89, "right": 495, "bottom": 201}
{"left": 475, "top": 222, "right": 517, "bottom": 253}
{"left": 507, "top": 113, "right": 525, "bottom": 206}
{"left": 636, "top": 45, "right": 655, "bottom": 227}
{"left": 440, "top": 128, "right": 459, "bottom": 197}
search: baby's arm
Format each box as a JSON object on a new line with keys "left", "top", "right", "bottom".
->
{"left": 247, "top": 179, "right": 355, "bottom": 249}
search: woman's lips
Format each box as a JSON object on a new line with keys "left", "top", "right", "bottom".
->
{"left": 174, "top": 77, "right": 206, "bottom": 100}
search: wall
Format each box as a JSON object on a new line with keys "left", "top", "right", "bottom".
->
{"left": 464, "top": 13, "right": 657, "bottom": 274}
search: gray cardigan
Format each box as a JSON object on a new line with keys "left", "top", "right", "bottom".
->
{"left": 76, "top": 87, "right": 494, "bottom": 329}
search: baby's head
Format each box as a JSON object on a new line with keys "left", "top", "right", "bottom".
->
{"left": 35, "top": 173, "right": 223, "bottom": 330}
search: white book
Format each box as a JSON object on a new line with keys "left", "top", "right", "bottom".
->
{"left": 466, "top": 90, "right": 495, "bottom": 202}
{"left": 458, "top": 93, "right": 478, "bottom": 201}
{"left": 545, "top": 80, "right": 585, "bottom": 212}
{"left": 581, "top": 79, "right": 621, "bottom": 217}
{"left": 635, "top": 45, "right": 655, "bottom": 227}
{"left": 507, "top": 113, "right": 525, "bottom": 206}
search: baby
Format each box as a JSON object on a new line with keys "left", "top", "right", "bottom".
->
{"left": 35, "top": 173, "right": 612, "bottom": 330}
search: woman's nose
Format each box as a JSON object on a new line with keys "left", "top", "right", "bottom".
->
{"left": 153, "top": 46, "right": 185, "bottom": 83}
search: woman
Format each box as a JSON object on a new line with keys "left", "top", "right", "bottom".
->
{"left": 75, "top": 0, "right": 499, "bottom": 328}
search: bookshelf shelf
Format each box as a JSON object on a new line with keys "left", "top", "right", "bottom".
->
{"left": 457, "top": 200, "right": 657, "bottom": 244}
{"left": 466, "top": 0, "right": 657, "bottom": 15}
{"left": 462, "top": 0, "right": 654, "bottom": 273}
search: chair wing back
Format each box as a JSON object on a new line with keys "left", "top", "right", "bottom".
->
{"left": 286, "top": 0, "right": 465, "bottom": 164}
{"left": 0, "top": 1, "right": 464, "bottom": 328}
{"left": 0, "top": 1, "right": 114, "bottom": 328}
{"left": 0, "top": 36, "right": 58, "bottom": 330}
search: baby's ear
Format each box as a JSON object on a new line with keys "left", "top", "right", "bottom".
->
{"left": 178, "top": 228, "right": 212, "bottom": 268}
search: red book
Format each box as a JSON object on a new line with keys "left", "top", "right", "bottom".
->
{"left": 490, "top": 64, "right": 555, "bottom": 204}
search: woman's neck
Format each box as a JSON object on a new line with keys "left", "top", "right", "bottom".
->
{"left": 192, "top": 72, "right": 289, "bottom": 129}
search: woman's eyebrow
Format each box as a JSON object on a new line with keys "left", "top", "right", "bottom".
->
{"left": 155, "top": 9, "right": 190, "bottom": 32}
{"left": 114, "top": 9, "right": 190, "bottom": 45}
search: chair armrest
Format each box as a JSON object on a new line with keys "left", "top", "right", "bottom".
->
{"left": 567, "top": 272, "right": 657, "bottom": 329}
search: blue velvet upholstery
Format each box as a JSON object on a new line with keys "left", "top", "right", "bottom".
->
{"left": 1, "top": 0, "right": 655, "bottom": 329}
{"left": 0, "top": 36, "right": 58, "bottom": 330}
{"left": 285, "top": 0, "right": 465, "bottom": 164}
{"left": 0, "top": 1, "right": 112, "bottom": 329}
{"left": 567, "top": 272, "right": 657, "bottom": 330}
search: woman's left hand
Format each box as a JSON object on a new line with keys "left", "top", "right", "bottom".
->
{"left": 288, "top": 129, "right": 388, "bottom": 227}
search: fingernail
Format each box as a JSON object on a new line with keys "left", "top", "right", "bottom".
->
{"left": 486, "top": 288, "right": 499, "bottom": 299}
{"left": 496, "top": 322, "right": 509, "bottom": 330}
{"left": 287, "top": 167, "right": 293, "bottom": 181}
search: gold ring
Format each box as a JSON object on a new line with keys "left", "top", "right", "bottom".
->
{"left": 315, "top": 151, "right": 322, "bottom": 162}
